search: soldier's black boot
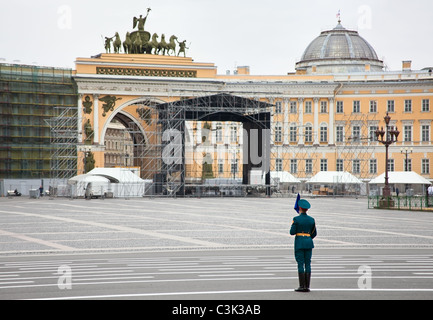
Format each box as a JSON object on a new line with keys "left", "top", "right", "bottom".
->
{"left": 305, "top": 273, "right": 311, "bottom": 292}
{"left": 295, "top": 272, "right": 307, "bottom": 292}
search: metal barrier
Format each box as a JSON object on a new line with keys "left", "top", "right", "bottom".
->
{"left": 368, "top": 195, "right": 433, "bottom": 211}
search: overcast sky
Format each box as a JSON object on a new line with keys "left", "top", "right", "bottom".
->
{"left": 1, "top": 0, "right": 432, "bottom": 75}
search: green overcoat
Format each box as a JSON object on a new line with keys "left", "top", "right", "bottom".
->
{"left": 290, "top": 213, "right": 317, "bottom": 250}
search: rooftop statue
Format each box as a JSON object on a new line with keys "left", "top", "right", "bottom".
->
{"left": 113, "top": 32, "right": 122, "bottom": 54}
{"left": 133, "top": 8, "right": 151, "bottom": 31}
{"left": 102, "top": 8, "right": 189, "bottom": 57}
{"left": 123, "top": 32, "right": 132, "bottom": 54}
{"left": 104, "top": 36, "right": 113, "bottom": 53}
{"left": 177, "top": 40, "right": 189, "bottom": 57}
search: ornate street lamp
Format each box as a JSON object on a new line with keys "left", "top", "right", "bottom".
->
{"left": 375, "top": 112, "right": 400, "bottom": 198}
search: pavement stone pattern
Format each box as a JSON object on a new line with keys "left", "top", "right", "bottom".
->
{"left": 1, "top": 196, "right": 432, "bottom": 255}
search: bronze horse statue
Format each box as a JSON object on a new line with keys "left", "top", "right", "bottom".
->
{"left": 132, "top": 32, "right": 143, "bottom": 54}
{"left": 148, "top": 33, "right": 159, "bottom": 55}
{"left": 156, "top": 34, "right": 168, "bottom": 55}
{"left": 113, "top": 32, "right": 122, "bottom": 54}
{"left": 123, "top": 32, "right": 132, "bottom": 54}
{"left": 166, "top": 35, "right": 178, "bottom": 56}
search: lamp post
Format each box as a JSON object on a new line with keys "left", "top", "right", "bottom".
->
{"left": 375, "top": 112, "right": 400, "bottom": 198}
{"left": 400, "top": 147, "right": 413, "bottom": 171}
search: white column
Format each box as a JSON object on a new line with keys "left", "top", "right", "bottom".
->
{"left": 269, "top": 98, "right": 275, "bottom": 145}
{"left": 77, "top": 94, "right": 83, "bottom": 143}
{"left": 298, "top": 98, "right": 304, "bottom": 146}
{"left": 93, "top": 94, "right": 99, "bottom": 144}
{"left": 313, "top": 98, "right": 319, "bottom": 145}
{"left": 283, "top": 98, "right": 289, "bottom": 144}
{"left": 329, "top": 97, "right": 335, "bottom": 145}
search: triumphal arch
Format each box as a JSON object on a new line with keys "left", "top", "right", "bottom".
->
{"left": 75, "top": 53, "right": 272, "bottom": 196}
{"left": 74, "top": 9, "right": 273, "bottom": 197}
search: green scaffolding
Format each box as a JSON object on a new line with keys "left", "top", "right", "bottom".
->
{"left": 0, "top": 63, "right": 78, "bottom": 179}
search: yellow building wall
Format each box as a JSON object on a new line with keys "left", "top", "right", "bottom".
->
{"left": 74, "top": 53, "right": 433, "bottom": 183}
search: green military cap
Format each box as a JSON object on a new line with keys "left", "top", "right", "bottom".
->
{"left": 298, "top": 199, "right": 311, "bottom": 209}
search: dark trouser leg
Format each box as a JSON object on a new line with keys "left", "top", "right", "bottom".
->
{"left": 304, "top": 249, "right": 312, "bottom": 292}
{"left": 304, "top": 249, "right": 312, "bottom": 273}
{"left": 295, "top": 249, "right": 305, "bottom": 273}
{"left": 294, "top": 249, "right": 306, "bottom": 292}
{"left": 295, "top": 249, "right": 312, "bottom": 292}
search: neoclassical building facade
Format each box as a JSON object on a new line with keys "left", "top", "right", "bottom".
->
{"left": 72, "top": 22, "right": 433, "bottom": 192}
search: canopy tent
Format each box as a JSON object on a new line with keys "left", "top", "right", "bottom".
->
{"left": 369, "top": 171, "right": 431, "bottom": 185}
{"left": 68, "top": 174, "right": 110, "bottom": 184}
{"left": 68, "top": 168, "right": 151, "bottom": 198}
{"left": 306, "top": 171, "right": 363, "bottom": 195}
{"left": 369, "top": 171, "right": 431, "bottom": 196}
{"left": 270, "top": 171, "right": 301, "bottom": 183}
{"left": 87, "top": 168, "right": 144, "bottom": 183}
{"left": 306, "top": 171, "right": 362, "bottom": 184}
{"left": 68, "top": 174, "right": 111, "bottom": 198}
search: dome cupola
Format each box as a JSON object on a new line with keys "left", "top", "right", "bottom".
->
{"left": 295, "top": 21, "right": 384, "bottom": 74}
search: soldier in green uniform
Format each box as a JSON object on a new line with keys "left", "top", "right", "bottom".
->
{"left": 290, "top": 199, "right": 317, "bottom": 292}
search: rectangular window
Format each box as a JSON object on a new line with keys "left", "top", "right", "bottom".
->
{"left": 290, "top": 101, "right": 297, "bottom": 113}
{"left": 275, "top": 124, "right": 282, "bottom": 143}
{"left": 370, "top": 159, "right": 377, "bottom": 174}
{"left": 421, "top": 125, "right": 430, "bottom": 142}
{"left": 320, "top": 159, "right": 327, "bottom": 171}
{"left": 218, "top": 160, "right": 224, "bottom": 174}
{"left": 422, "top": 159, "right": 430, "bottom": 174}
{"left": 336, "top": 126, "right": 344, "bottom": 143}
{"left": 290, "top": 126, "right": 297, "bottom": 142}
{"left": 305, "top": 159, "right": 313, "bottom": 173}
{"left": 370, "top": 126, "right": 378, "bottom": 142}
{"left": 230, "top": 125, "right": 237, "bottom": 143}
{"left": 353, "top": 101, "right": 360, "bottom": 113}
{"left": 320, "top": 101, "right": 327, "bottom": 113}
{"left": 336, "top": 101, "right": 344, "bottom": 113}
{"left": 305, "top": 126, "right": 312, "bottom": 143}
{"left": 276, "top": 158, "right": 283, "bottom": 172}
{"left": 336, "top": 159, "right": 344, "bottom": 172}
{"left": 404, "top": 125, "right": 412, "bottom": 142}
{"left": 403, "top": 159, "right": 412, "bottom": 172}
{"left": 387, "top": 100, "right": 395, "bottom": 112}
{"left": 369, "top": 100, "right": 377, "bottom": 113}
{"left": 387, "top": 159, "right": 395, "bottom": 172}
{"left": 275, "top": 101, "right": 282, "bottom": 114}
{"left": 422, "top": 99, "right": 430, "bottom": 112}
{"left": 352, "top": 126, "right": 361, "bottom": 142}
{"left": 353, "top": 160, "right": 360, "bottom": 174}
{"left": 305, "top": 101, "right": 312, "bottom": 114}
{"left": 290, "top": 159, "right": 297, "bottom": 174}
{"left": 404, "top": 99, "right": 412, "bottom": 112}
{"left": 320, "top": 126, "right": 327, "bottom": 143}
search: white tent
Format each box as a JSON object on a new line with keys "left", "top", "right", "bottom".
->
{"left": 68, "top": 174, "right": 111, "bottom": 198}
{"left": 369, "top": 171, "right": 431, "bottom": 196}
{"left": 306, "top": 171, "right": 363, "bottom": 195}
{"left": 87, "top": 168, "right": 144, "bottom": 183}
{"left": 369, "top": 171, "right": 431, "bottom": 185}
{"left": 307, "top": 171, "right": 363, "bottom": 184}
{"left": 69, "top": 168, "right": 151, "bottom": 198}
{"left": 270, "top": 171, "right": 301, "bottom": 184}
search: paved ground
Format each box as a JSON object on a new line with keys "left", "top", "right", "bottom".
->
{"left": 0, "top": 196, "right": 432, "bottom": 302}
